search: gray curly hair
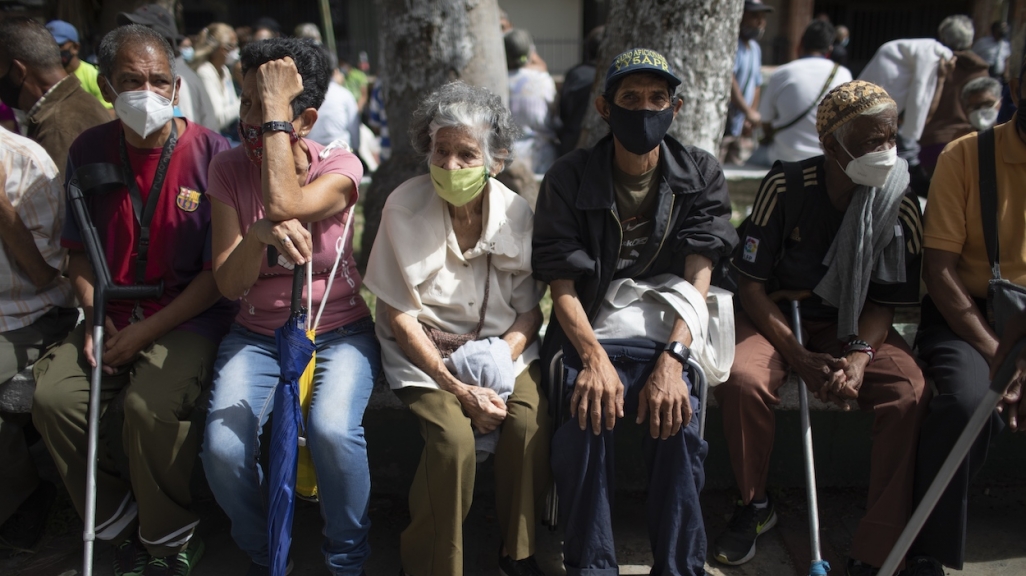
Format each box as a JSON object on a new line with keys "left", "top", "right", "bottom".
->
{"left": 409, "top": 81, "right": 520, "bottom": 172}
{"left": 938, "top": 15, "right": 974, "bottom": 51}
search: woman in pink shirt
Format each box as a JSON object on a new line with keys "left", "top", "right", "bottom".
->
{"left": 200, "top": 38, "right": 379, "bottom": 576}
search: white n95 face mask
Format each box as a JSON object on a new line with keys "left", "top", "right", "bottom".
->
{"left": 107, "top": 79, "right": 176, "bottom": 139}
{"left": 838, "top": 141, "right": 897, "bottom": 188}
{"left": 969, "top": 107, "right": 999, "bottom": 131}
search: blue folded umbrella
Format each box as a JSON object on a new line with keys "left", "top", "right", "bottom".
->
{"left": 268, "top": 266, "right": 316, "bottom": 576}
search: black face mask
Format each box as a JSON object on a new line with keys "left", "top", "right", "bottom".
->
{"left": 60, "top": 49, "right": 74, "bottom": 68}
{"left": 607, "top": 102, "right": 674, "bottom": 156}
{"left": 0, "top": 66, "right": 23, "bottom": 109}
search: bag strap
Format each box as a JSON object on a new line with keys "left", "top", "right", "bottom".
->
{"left": 977, "top": 127, "right": 1001, "bottom": 278}
{"left": 118, "top": 121, "right": 178, "bottom": 285}
{"left": 772, "top": 63, "right": 840, "bottom": 135}
{"left": 471, "top": 253, "right": 493, "bottom": 334}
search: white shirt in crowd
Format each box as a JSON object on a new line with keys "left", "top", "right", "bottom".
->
{"left": 759, "top": 57, "right": 852, "bottom": 163}
{"left": 859, "top": 38, "right": 953, "bottom": 143}
{"left": 0, "top": 129, "right": 73, "bottom": 332}
{"left": 508, "top": 67, "right": 559, "bottom": 174}
{"left": 175, "top": 56, "right": 219, "bottom": 132}
{"left": 195, "top": 61, "right": 240, "bottom": 133}
{"left": 308, "top": 81, "right": 361, "bottom": 150}
{"left": 972, "top": 35, "right": 1011, "bottom": 76}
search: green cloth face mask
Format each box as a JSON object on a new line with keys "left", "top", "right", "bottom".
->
{"left": 430, "top": 164, "right": 489, "bottom": 207}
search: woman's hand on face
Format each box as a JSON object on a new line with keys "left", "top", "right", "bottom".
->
{"left": 252, "top": 218, "right": 312, "bottom": 265}
{"left": 257, "top": 57, "right": 304, "bottom": 120}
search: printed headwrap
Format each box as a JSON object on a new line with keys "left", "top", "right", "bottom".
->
{"left": 816, "top": 80, "right": 895, "bottom": 139}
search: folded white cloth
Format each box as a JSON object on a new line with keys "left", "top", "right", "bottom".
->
{"left": 445, "top": 337, "right": 515, "bottom": 461}
{"left": 591, "top": 274, "right": 735, "bottom": 385}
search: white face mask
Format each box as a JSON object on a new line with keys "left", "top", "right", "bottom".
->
{"left": 968, "top": 107, "right": 999, "bottom": 131}
{"left": 838, "top": 140, "right": 897, "bottom": 188}
{"left": 107, "top": 79, "right": 176, "bottom": 139}
{"left": 225, "top": 48, "right": 240, "bottom": 67}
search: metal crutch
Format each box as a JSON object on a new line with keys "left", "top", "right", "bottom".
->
{"left": 771, "top": 290, "right": 830, "bottom": 576}
{"left": 69, "top": 165, "right": 163, "bottom": 576}
{"left": 877, "top": 338, "right": 1026, "bottom": 576}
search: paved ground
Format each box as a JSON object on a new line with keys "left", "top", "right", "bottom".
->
{"left": 4, "top": 441, "right": 1026, "bottom": 576}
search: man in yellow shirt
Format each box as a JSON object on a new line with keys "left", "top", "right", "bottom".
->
{"left": 908, "top": 48, "right": 1026, "bottom": 575}
{"left": 45, "top": 20, "right": 113, "bottom": 113}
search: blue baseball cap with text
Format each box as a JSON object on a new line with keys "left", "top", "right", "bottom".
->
{"left": 604, "top": 48, "right": 681, "bottom": 94}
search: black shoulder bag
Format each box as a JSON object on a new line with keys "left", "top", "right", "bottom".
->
{"left": 977, "top": 127, "right": 1026, "bottom": 337}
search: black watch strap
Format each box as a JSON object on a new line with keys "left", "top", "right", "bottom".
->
{"left": 261, "top": 121, "right": 295, "bottom": 134}
{"left": 664, "top": 341, "right": 690, "bottom": 365}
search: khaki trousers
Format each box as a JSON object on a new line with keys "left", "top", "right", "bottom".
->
{"left": 395, "top": 361, "right": 550, "bottom": 576}
{"left": 31, "top": 325, "right": 216, "bottom": 557}
{"left": 0, "top": 307, "right": 78, "bottom": 524}
{"left": 713, "top": 311, "right": 929, "bottom": 568}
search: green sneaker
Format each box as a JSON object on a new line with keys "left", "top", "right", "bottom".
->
{"left": 142, "top": 537, "right": 204, "bottom": 576}
{"left": 712, "top": 495, "right": 778, "bottom": 566}
{"left": 112, "top": 536, "right": 149, "bottom": 576}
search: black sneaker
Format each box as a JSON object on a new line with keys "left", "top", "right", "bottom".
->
{"left": 904, "top": 556, "right": 946, "bottom": 576}
{"left": 142, "top": 537, "right": 204, "bottom": 576}
{"left": 0, "top": 481, "right": 56, "bottom": 550}
{"left": 846, "top": 558, "right": 880, "bottom": 576}
{"left": 112, "top": 536, "right": 149, "bottom": 576}
{"left": 712, "top": 495, "right": 778, "bottom": 565}
{"left": 499, "top": 554, "right": 547, "bottom": 576}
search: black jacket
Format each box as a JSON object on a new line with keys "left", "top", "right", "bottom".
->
{"left": 532, "top": 134, "right": 737, "bottom": 379}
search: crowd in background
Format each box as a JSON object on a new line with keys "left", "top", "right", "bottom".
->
{"left": 0, "top": 4, "right": 1025, "bottom": 576}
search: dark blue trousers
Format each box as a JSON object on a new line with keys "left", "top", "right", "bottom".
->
{"left": 552, "top": 339, "right": 708, "bottom": 576}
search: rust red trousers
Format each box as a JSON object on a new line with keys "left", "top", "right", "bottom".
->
{"left": 713, "top": 311, "right": 929, "bottom": 567}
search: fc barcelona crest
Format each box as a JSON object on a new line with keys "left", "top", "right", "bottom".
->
{"left": 176, "top": 187, "right": 201, "bottom": 212}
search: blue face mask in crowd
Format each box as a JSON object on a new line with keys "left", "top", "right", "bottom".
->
{"left": 180, "top": 46, "right": 195, "bottom": 63}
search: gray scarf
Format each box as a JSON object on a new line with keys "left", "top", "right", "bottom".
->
{"left": 814, "top": 158, "right": 909, "bottom": 339}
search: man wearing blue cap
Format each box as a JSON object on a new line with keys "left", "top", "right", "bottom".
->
{"left": 533, "top": 47, "right": 736, "bottom": 575}
{"left": 46, "top": 19, "right": 112, "bottom": 112}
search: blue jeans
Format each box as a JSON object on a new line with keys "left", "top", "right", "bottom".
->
{"left": 202, "top": 317, "right": 380, "bottom": 575}
{"left": 553, "top": 339, "right": 708, "bottom": 576}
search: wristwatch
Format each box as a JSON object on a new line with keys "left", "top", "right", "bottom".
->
{"left": 261, "top": 121, "right": 295, "bottom": 134}
{"left": 664, "top": 341, "right": 691, "bottom": 365}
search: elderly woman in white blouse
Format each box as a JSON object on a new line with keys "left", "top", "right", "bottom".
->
{"left": 364, "top": 81, "right": 549, "bottom": 576}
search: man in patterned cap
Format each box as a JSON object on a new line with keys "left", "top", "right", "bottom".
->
{"left": 712, "top": 80, "right": 929, "bottom": 575}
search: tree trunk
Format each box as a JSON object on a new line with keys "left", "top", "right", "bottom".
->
{"left": 578, "top": 0, "right": 744, "bottom": 156}
{"left": 358, "top": 0, "right": 507, "bottom": 269}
